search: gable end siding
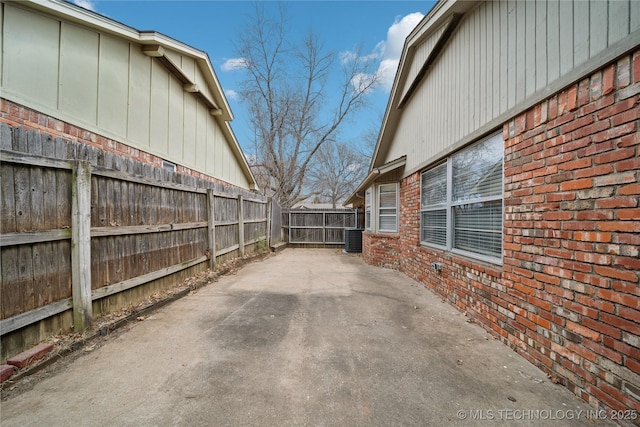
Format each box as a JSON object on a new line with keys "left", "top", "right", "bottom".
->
{"left": 385, "top": 0, "right": 640, "bottom": 175}
{"left": 0, "top": 2, "right": 251, "bottom": 190}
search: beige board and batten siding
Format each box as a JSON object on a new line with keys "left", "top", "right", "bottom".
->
{"left": 382, "top": 0, "right": 640, "bottom": 175}
{"left": 0, "top": 1, "right": 250, "bottom": 190}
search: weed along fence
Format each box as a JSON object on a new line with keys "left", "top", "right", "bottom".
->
{"left": 284, "top": 209, "right": 357, "bottom": 246}
{"left": 0, "top": 133, "right": 268, "bottom": 362}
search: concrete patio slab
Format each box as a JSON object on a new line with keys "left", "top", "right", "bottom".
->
{"left": 0, "top": 249, "right": 613, "bottom": 426}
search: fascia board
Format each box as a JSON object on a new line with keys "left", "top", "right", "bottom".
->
{"left": 344, "top": 156, "right": 406, "bottom": 207}
{"left": 24, "top": 0, "right": 140, "bottom": 40}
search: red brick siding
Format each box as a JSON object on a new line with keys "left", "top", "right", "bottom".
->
{"left": 502, "top": 50, "right": 640, "bottom": 413}
{"left": 364, "top": 49, "right": 640, "bottom": 414}
{"left": 0, "top": 98, "right": 230, "bottom": 186}
{"left": 363, "top": 232, "right": 400, "bottom": 270}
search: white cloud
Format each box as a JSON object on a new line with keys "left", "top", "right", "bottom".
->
{"left": 377, "top": 12, "right": 424, "bottom": 91}
{"left": 340, "top": 41, "right": 384, "bottom": 66}
{"left": 225, "top": 89, "right": 239, "bottom": 100}
{"left": 221, "top": 57, "right": 248, "bottom": 72}
{"left": 354, "top": 12, "right": 424, "bottom": 93}
{"left": 340, "top": 50, "right": 359, "bottom": 64}
{"left": 71, "top": 0, "right": 96, "bottom": 11}
{"left": 376, "top": 58, "right": 401, "bottom": 91}
{"left": 351, "top": 72, "right": 377, "bottom": 94}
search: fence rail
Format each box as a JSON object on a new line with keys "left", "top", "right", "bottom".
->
{"left": 1, "top": 146, "right": 269, "bottom": 359}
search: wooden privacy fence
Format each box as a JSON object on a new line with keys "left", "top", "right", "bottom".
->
{"left": 0, "top": 148, "right": 268, "bottom": 345}
{"left": 286, "top": 209, "right": 357, "bottom": 244}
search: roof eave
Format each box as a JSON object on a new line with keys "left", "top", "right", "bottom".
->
{"left": 344, "top": 156, "right": 406, "bottom": 207}
{"left": 370, "top": 0, "right": 478, "bottom": 170}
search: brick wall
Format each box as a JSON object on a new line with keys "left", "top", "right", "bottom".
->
{"left": 364, "top": 49, "right": 640, "bottom": 415}
{"left": 502, "top": 50, "right": 640, "bottom": 414}
{"left": 0, "top": 98, "right": 229, "bottom": 186}
{"left": 363, "top": 232, "right": 401, "bottom": 270}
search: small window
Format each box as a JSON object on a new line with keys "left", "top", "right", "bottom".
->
{"left": 378, "top": 183, "right": 398, "bottom": 233}
{"left": 162, "top": 160, "right": 176, "bottom": 172}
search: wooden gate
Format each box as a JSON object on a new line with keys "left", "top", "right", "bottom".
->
{"left": 287, "top": 209, "right": 357, "bottom": 245}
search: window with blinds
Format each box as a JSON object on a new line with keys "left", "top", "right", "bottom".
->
{"left": 378, "top": 183, "right": 398, "bottom": 232}
{"left": 420, "top": 162, "right": 447, "bottom": 247}
{"left": 420, "top": 133, "right": 503, "bottom": 263}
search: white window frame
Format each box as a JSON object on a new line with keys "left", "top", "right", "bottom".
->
{"left": 365, "top": 188, "right": 372, "bottom": 230}
{"left": 162, "top": 160, "right": 176, "bottom": 172}
{"left": 420, "top": 133, "right": 503, "bottom": 264}
{"left": 420, "top": 161, "right": 448, "bottom": 250}
{"left": 377, "top": 183, "right": 398, "bottom": 233}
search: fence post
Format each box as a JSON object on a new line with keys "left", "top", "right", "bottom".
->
{"left": 323, "top": 211, "right": 326, "bottom": 244}
{"left": 71, "top": 160, "right": 92, "bottom": 332}
{"left": 207, "top": 190, "right": 216, "bottom": 269}
{"left": 238, "top": 195, "right": 245, "bottom": 256}
{"left": 266, "top": 198, "right": 272, "bottom": 248}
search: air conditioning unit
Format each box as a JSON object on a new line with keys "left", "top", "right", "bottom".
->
{"left": 344, "top": 228, "right": 363, "bottom": 253}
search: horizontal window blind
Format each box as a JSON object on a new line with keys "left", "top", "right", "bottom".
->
{"left": 378, "top": 184, "right": 397, "bottom": 232}
{"left": 379, "top": 215, "right": 397, "bottom": 231}
{"left": 453, "top": 136, "right": 503, "bottom": 202}
{"left": 421, "top": 210, "right": 446, "bottom": 246}
{"left": 421, "top": 162, "right": 447, "bottom": 206}
{"left": 453, "top": 201, "right": 502, "bottom": 258}
{"left": 365, "top": 188, "right": 372, "bottom": 230}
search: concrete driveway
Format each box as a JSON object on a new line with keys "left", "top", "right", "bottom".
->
{"left": 1, "top": 249, "right": 610, "bottom": 426}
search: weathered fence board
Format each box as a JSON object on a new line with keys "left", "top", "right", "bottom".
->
{"left": 90, "top": 222, "right": 208, "bottom": 237}
{"left": 1, "top": 136, "right": 269, "bottom": 361}
{"left": 243, "top": 198, "right": 267, "bottom": 245}
{"left": 0, "top": 298, "right": 73, "bottom": 338}
{"left": 269, "top": 199, "right": 282, "bottom": 245}
{"left": 1, "top": 163, "right": 16, "bottom": 232}
{"left": 91, "top": 255, "right": 208, "bottom": 301}
{"left": 1, "top": 229, "right": 72, "bottom": 246}
{"left": 71, "top": 161, "right": 92, "bottom": 331}
{"left": 1, "top": 246, "right": 20, "bottom": 317}
{"left": 207, "top": 190, "right": 216, "bottom": 269}
{"left": 14, "top": 165, "right": 31, "bottom": 232}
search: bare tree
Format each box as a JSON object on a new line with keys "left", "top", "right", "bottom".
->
{"left": 235, "top": 4, "right": 379, "bottom": 208}
{"left": 307, "top": 142, "right": 367, "bottom": 208}
{"left": 357, "top": 112, "right": 384, "bottom": 167}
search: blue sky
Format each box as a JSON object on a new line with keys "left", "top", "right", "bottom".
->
{"left": 73, "top": 1, "right": 435, "bottom": 156}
